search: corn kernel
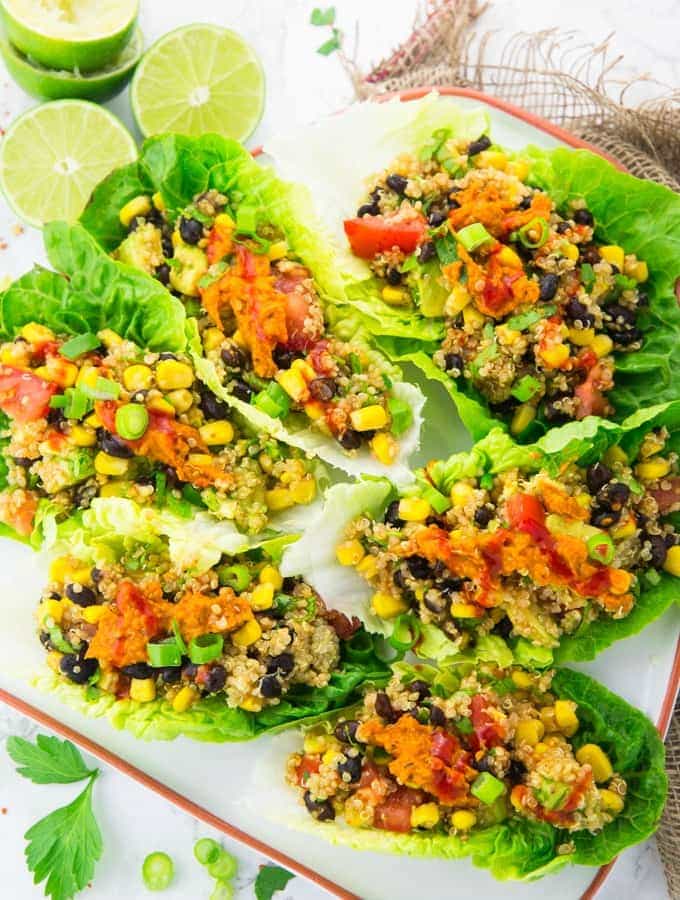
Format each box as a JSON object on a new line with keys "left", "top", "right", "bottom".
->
{"left": 98, "top": 329, "right": 123, "bottom": 348}
{"left": 411, "top": 803, "right": 441, "bottom": 829}
{"left": 444, "top": 283, "right": 471, "bottom": 317}
{"left": 259, "top": 565, "right": 283, "bottom": 589}
{"left": 590, "top": 334, "right": 614, "bottom": 359}
{"left": 496, "top": 245, "right": 523, "bottom": 269}
{"left": 99, "top": 481, "right": 130, "bottom": 498}
{"left": 575, "top": 744, "right": 614, "bottom": 782}
{"left": 554, "top": 699, "right": 579, "bottom": 737}
{"left": 463, "top": 304, "right": 485, "bottom": 329}
{"left": 322, "top": 748, "right": 342, "bottom": 766}
{"left": 81, "top": 605, "right": 106, "bottom": 624}
{"left": 232, "top": 619, "right": 262, "bottom": 647}
{"left": 540, "top": 343, "right": 570, "bottom": 368}
{"left": 561, "top": 242, "right": 579, "bottom": 261}
{"left": 172, "top": 686, "right": 197, "bottom": 712}
{"left": 336, "top": 540, "right": 365, "bottom": 567}
{"left": 67, "top": 424, "right": 97, "bottom": 448}
{"left": 84, "top": 411, "right": 102, "bottom": 429}
{"left": 451, "top": 810, "right": 477, "bottom": 831}
{"left": 46, "top": 650, "right": 63, "bottom": 673}
{"left": 599, "top": 245, "right": 625, "bottom": 269}
{"left": 123, "top": 364, "right": 154, "bottom": 392}
{"left": 187, "top": 453, "right": 213, "bottom": 468}
{"left": 515, "top": 719, "right": 545, "bottom": 746}
{"left": 199, "top": 420, "right": 234, "bottom": 446}
{"left": 371, "top": 591, "right": 408, "bottom": 620}
{"left": 265, "top": 487, "right": 294, "bottom": 511}
{"left": 603, "top": 445, "right": 627, "bottom": 467}
{"left": 398, "top": 497, "right": 432, "bottom": 522}
{"left": 304, "top": 400, "right": 325, "bottom": 421}
{"left": 147, "top": 396, "right": 176, "bottom": 416}
{"left": 450, "top": 602, "right": 481, "bottom": 618}
{"left": 635, "top": 458, "right": 671, "bottom": 480}
{"left": 267, "top": 240, "right": 289, "bottom": 261}
{"left": 381, "top": 285, "right": 409, "bottom": 306}
{"left": 250, "top": 582, "right": 274, "bottom": 611}
{"left": 371, "top": 432, "right": 398, "bottom": 466}
{"left": 49, "top": 556, "right": 91, "bottom": 585}
{"left": 156, "top": 360, "right": 194, "bottom": 391}
{"left": 151, "top": 191, "right": 165, "bottom": 212}
{"left": 507, "top": 159, "right": 530, "bottom": 180}
{"left": 38, "top": 598, "right": 64, "bottom": 625}
{"left": 240, "top": 695, "right": 263, "bottom": 712}
{"left": 94, "top": 451, "right": 129, "bottom": 477}
{"left": 495, "top": 324, "right": 522, "bottom": 346}
{"left": 511, "top": 670, "right": 534, "bottom": 689}
{"left": 568, "top": 327, "right": 595, "bottom": 347}
{"left": 663, "top": 546, "right": 680, "bottom": 578}
{"left": 276, "top": 367, "right": 309, "bottom": 403}
{"left": 21, "top": 322, "right": 54, "bottom": 344}
{"left": 290, "top": 478, "right": 316, "bottom": 504}
{"left": 511, "top": 403, "right": 536, "bottom": 435}
{"left": 166, "top": 388, "right": 194, "bottom": 413}
{"left": 119, "top": 195, "right": 152, "bottom": 226}
{"left": 0, "top": 343, "right": 29, "bottom": 366}
{"left": 357, "top": 555, "right": 378, "bottom": 578}
{"left": 291, "top": 358, "right": 316, "bottom": 381}
{"left": 625, "top": 260, "right": 648, "bottom": 282}
{"left": 350, "top": 405, "right": 388, "bottom": 432}
{"left": 303, "top": 733, "right": 329, "bottom": 754}
{"left": 450, "top": 482, "right": 476, "bottom": 508}
{"left": 203, "top": 327, "right": 225, "bottom": 351}
{"left": 129, "top": 678, "right": 156, "bottom": 703}
{"left": 611, "top": 515, "right": 637, "bottom": 541}
{"left": 43, "top": 357, "right": 78, "bottom": 388}
{"left": 74, "top": 365, "right": 99, "bottom": 390}
{"left": 599, "top": 788, "right": 624, "bottom": 814}
{"left": 474, "top": 150, "right": 507, "bottom": 170}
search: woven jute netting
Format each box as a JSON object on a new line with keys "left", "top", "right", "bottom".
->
{"left": 342, "top": 1, "right": 680, "bottom": 893}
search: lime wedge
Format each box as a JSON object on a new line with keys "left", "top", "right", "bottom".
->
{"left": 131, "top": 24, "right": 265, "bottom": 141}
{"left": 0, "top": 26, "right": 143, "bottom": 101}
{"left": 0, "top": 100, "right": 137, "bottom": 227}
{"left": 0, "top": 0, "right": 138, "bottom": 72}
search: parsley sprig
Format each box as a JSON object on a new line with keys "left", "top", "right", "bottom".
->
{"left": 254, "top": 864, "right": 295, "bottom": 900}
{"left": 310, "top": 7, "right": 343, "bottom": 56}
{"left": 7, "top": 734, "right": 103, "bottom": 900}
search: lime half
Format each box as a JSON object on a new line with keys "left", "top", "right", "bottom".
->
{"left": 0, "top": 26, "right": 143, "bottom": 101}
{"left": 0, "top": 100, "right": 137, "bottom": 227}
{"left": 0, "top": 0, "right": 138, "bottom": 72}
{"left": 131, "top": 24, "right": 265, "bottom": 141}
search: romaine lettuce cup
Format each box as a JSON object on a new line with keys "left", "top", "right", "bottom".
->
{"left": 281, "top": 403, "right": 680, "bottom": 666}
{"left": 78, "top": 133, "right": 425, "bottom": 483}
{"left": 0, "top": 223, "right": 324, "bottom": 544}
{"left": 281, "top": 660, "right": 666, "bottom": 880}
{"left": 267, "top": 93, "right": 680, "bottom": 443}
{"left": 35, "top": 496, "right": 389, "bottom": 742}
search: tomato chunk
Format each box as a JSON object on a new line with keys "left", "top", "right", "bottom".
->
{"left": 374, "top": 787, "right": 425, "bottom": 833}
{"left": 506, "top": 492, "right": 545, "bottom": 531}
{"left": 470, "top": 694, "right": 505, "bottom": 750}
{"left": 0, "top": 366, "right": 58, "bottom": 423}
{"left": 344, "top": 214, "right": 427, "bottom": 259}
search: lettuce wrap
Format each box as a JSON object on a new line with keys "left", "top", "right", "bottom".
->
{"left": 281, "top": 403, "right": 680, "bottom": 666}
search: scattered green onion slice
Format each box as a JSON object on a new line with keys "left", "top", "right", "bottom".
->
{"left": 456, "top": 222, "right": 494, "bottom": 252}
{"left": 171, "top": 619, "right": 188, "bottom": 655}
{"left": 115, "top": 403, "right": 149, "bottom": 440}
{"left": 517, "top": 217, "right": 549, "bottom": 249}
{"left": 49, "top": 394, "right": 67, "bottom": 408}
{"left": 59, "top": 332, "right": 100, "bottom": 359}
{"left": 182, "top": 483, "right": 206, "bottom": 507}
{"left": 511, "top": 374, "right": 542, "bottom": 403}
{"left": 349, "top": 352, "right": 362, "bottom": 374}
{"left": 344, "top": 629, "right": 374, "bottom": 662}
{"left": 388, "top": 613, "right": 421, "bottom": 652}
{"left": 210, "top": 882, "right": 234, "bottom": 900}
{"left": 63, "top": 387, "right": 91, "bottom": 419}
{"left": 414, "top": 477, "right": 451, "bottom": 514}
{"left": 207, "top": 850, "right": 238, "bottom": 882}
{"left": 372, "top": 635, "right": 405, "bottom": 664}
{"left": 218, "top": 564, "right": 251, "bottom": 591}
{"left": 586, "top": 532, "right": 615, "bottom": 565}
{"left": 387, "top": 395, "right": 413, "bottom": 437}
{"left": 471, "top": 772, "right": 506, "bottom": 805}
{"left": 147, "top": 639, "right": 181, "bottom": 668}
{"left": 253, "top": 382, "right": 290, "bottom": 419}
{"left": 188, "top": 633, "right": 224, "bottom": 664}
{"left": 580, "top": 262, "right": 595, "bottom": 291}
{"left": 194, "top": 837, "right": 221, "bottom": 866}
{"left": 80, "top": 375, "right": 120, "bottom": 400}
{"left": 142, "top": 851, "right": 174, "bottom": 891}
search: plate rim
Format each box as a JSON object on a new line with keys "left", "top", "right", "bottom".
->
{"left": 1, "top": 84, "right": 677, "bottom": 900}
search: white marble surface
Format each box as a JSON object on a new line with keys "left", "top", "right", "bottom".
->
{"left": 0, "top": 0, "right": 676, "bottom": 897}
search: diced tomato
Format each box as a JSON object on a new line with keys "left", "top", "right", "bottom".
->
{"left": 280, "top": 290, "right": 319, "bottom": 351}
{"left": 431, "top": 731, "right": 457, "bottom": 764}
{"left": 0, "top": 490, "right": 38, "bottom": 537}
{"left": 506, "top": 492, "right": 545, "bottom": 531}
{"left": 430, "top": 764, "right": 470, "bottom": 805}
{"left": 296, "top": 755, "right": 321, "bottom": 785}
{"left": 374, "top": 787, "right": 425, "bottom": 833}
{"left": 358, "top": 760, "right": 382, "bottom": 790}
{"left": 344, "top": 213, "right": 427, "bottom": 259}
{"left": 0, "top": 366, "right": 58, "bottom": 423}
{"left": 650, "top": 477, "right": 680, "bottom": 513}
{"left": 470, "top": 694, "right": 505, "bottom": 750}
{"left": 574, "top": 363, "right": 609, "bottom": 419}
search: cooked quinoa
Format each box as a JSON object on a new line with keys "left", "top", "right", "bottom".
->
{"left": 336, "top": 429, "right": 680, "bottom": 649}
{"left": 0, "top": 324, "right": 317, "bottom": 537}
{"left": 287, "top": 666, "right": 626, "bottom": 836}
{"left": 112, "top": 189, "right": 412, "bottom": 464}
{"left": 345, "top": 131, "right": 650, "bottom": 435}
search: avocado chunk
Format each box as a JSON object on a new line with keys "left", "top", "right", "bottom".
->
{"left": 170, "top": 243, "right": 208, "bottom": 297}
{"left": 115, "top": 222, "right": 163, "bottom": 275}
{"left": 415, "top": 260, "right": 449, "bottom": 317}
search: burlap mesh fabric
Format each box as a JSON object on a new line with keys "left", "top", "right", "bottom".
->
{"left": 344, "top": 1, "right": 680, "bottom": 893}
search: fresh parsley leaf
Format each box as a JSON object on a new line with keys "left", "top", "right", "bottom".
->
{"left": 24, "top": 777, "right": 103, "bottom": 900}
{"left": 254, "top": 865, "right": 295, "bottom": 900}
{"left": 310, "top": 6, "right": 335, "bottom": 26}
{"left": 317, "top": 27, "right": 342, "bottom": 55}
{"left": 7, "top": 735, "right": 96, "bottom": 785}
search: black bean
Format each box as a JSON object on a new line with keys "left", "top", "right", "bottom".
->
{"left": 231, "top": 379, "right": 253, "bottom": 402}
{"left": 538, "top": 273, "right": 559, "bottom": 302}
{"left": 161, "top": 667, "right": 182, "bottom": 684}
{"left": 198, "top": 386, "right": 230, "bottom": 420}
{"left": 260, "top": 674, "right": 282, "bottom": 698}
{"left": 13, "top": 456, "right": 34, "bottom": 468}
{"left": 162, "top": 465, "right": 180, "bottom": 491}
{"left": 439, "top": 577, "right": 465, "bottom": 595}
{"left": 406, "top": 555, "right": 431, "bottom": 579}
{"left": 386, "top": 174, "right": 408, "bottom": 195}
{"left": 467, "top": 135, "right": 491, "bottom": 156}
{"left": 564, "top": 298, "right": 595, "bottom": 327}
{"left": 47, "top": 407, "right": 65, "bottom": 427}
{"left": 429, "top": 705, "right": 446, "bottom": 727}
{"left": 555, "top": 221, "right": 571, "bottom": 234}
{"left": 637, "top": 291, "right": 649, "bottom": 307}
{"left": 474, "top": 754, "right": 495, "bottom": 773}
{"left": 220, "top": 344, "right": 246, "bottom": 369}
{"left": 605, "top": 303, "right": 637, "bottom": 328}
{"left": 159, "top": 352, "right": 177, "bottom": 361}
{"left": 385, "top": 267, "right": 402, "bottom": 286}
{"left": 424, "top": 593, "right": 447, "bottom": 614}
{"left": 338, "top": 429, "right": 362, "bottom": 451}
{"left": 204, "top": 665, "right": 227, "bottom": 693}
{"left": 304, "top": 791, "right": 335, "bottom": 821}
{"left": 612, "top": 328, "right": 642, "bottom": 346}
{"left": 100, "top": 431, "right": 134, "bottom": 458}
{"left": 444, "top": 352, "right": 464, "bottom": 375}
{"left": 393, "top": 568, "right": 406, "bottom": 589}
{"left": 543, "top": 400, "right": 570, "bottom": 425}
{"left": 492, "top": 616, "right": 513, "bottom": 639}
{"left": 60, "top": 654, "right": 97, "bottom": 685}
{"left": 337, "top": 754, "right": 363, "bottom": 782}
{"left": 643, "top": 534, "right": 667, "bottom": 568}
{"left": 267, "top": 652, "right": 295, "bottom": 675}
{"left": 507, "top": 758, "right": 527, "bottom": 783}
{"left": 179, "top": 217, "right": 204, "bottom": 244}
{"left": 121, "top": 662, "right": 153, "bottom": 679}
{"left": 665, "top": 533, "right": 680, "bottom": 548}
{"left": 418, "top": 240, "right": 436, "bottom": 263}
{"left": 282, "top": 576, "right": 299, "bottom": 593}
{"left": 591, "top": 507, "right": 621, "bottom": 528}
{"left": 384, "top": 500, "right": 404, "bottom": 527}
{"left": 474, "top": 505, "right": 494, "bottom": 528}
{"left": 39, "top": 630, "right": 52, "bottom": 649}
{"left": 162, "top": 235, "right": 174, "bottom": 259}
{"left": 408, "top": 680, "right": 430, "bottom": 701}
{"left": 309, "top": 377, "right": 336, "bottom": 402}
{"left": 573, "top": 208, "right": 594, "bottom": 226}
{"left": 272, "top": 346, "right": 298, "bottom": 369}
{"left": 586, "top": 462, "right": 612, "bottom": 494}
{"left": 447, "top": 196, "right": 461, "bottom": 210}
{"left": 128, "top": 215, "right": 145, "bottom": 232}
{"left": 182, "top": 661, "right": 199, "bottom": 679}
{"left": 375, "top": 691, "right": 396, "bottom": 722}
{"left": 428, "top": 207, "right": 447, "bottom": 227}
{"left": 357, "top": 202, "right": 379, "bottom": 217}
{"left": 65, "top": 583, "right": 97, "bottom": 607}
{"left": 597, "top": 481, "right": 630, "bottom": 511}
{"left": 579, "top": 244, "right": 601, "bottom": 265}
{"left": 517, "top": 195, "right": 532, "bottom": 210}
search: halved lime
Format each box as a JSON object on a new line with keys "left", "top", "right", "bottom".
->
{"left": 0, "top": 26, "right": 143, "bottom": 101}
{"left": 0, "top": 0, "right": 138, "bottom": 72}
{"left": 131, "top": 24, "right": 265, "bottom": 141}
{"left": 0, "top": 100, "right": 137, "bottom": 227}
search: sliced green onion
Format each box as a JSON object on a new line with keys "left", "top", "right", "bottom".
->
{"left": 171, "top": 619, "right": 188, "bottom": 656}
{"left": 63, "top": 387, "right": 91, "bottom": 420}
{"left": 344, "top": 629, "right": 374, "bottom": 662}
{"left": 182, "top": 483, "right": 206, "bottom": 507}
{"left": 147, "top": 640, "right": 181, "bottom": 668}
{"left": 194, "top": 837, "right": 221, "bottom": 866}
{"left": 580, "top": 262, "right": 595, "bottom": 291}
{"left": 372, "top": 635, "right": 405, "bottom": 664}
{"left": 387, "top": 395, "right": 413, "bottom": 437}
{"left": 644, "top": 568, "right": 661, "bottom": 586}
{"left": 505, "top": 305, "right": 556, "bottom": 331}
{"left": 115, "top": 403, "right": 149, "bottom": 440}
{"left": 188, "top": 633, "right": 224, "bottom": 664}
{"left": 253, "top": 382, "right": 290, "bottom": 419}
{"left": 81, "top": 376, "right": 120, "bottom": 400}
{"left": 207, "top": 850, "right": 238, "bottom": 882}
{"left": 479, "top": 473, "right": 494, "bottom": 490}
{"left": 414, "top": 478, "right": 451, "bottom": 514}
{"left": 59, "top": 333, "right": 101, "bottom": 359}
{"left": 165, "top": 493, "right": 193, "bottom": 518}
{"left": 142, "top": 851, "right": 174, "bottom": 891}
{"left": 49, "top": 394, "right": 67, "bottom": 408}
{"left": 210, "top": 882, "right": 234, "bottom": 900}
{"left": 511, "top": 374, "right": 542, "bottom": 402}
{"left": 388, "top": 614, "right": 421, "bottom": 652}
{"left": 456, "top": 222, "right": 494, "bottom": 252}
{"left": 218, "top": 563, "right": 252, "bottom": 591}
{"left": 471, "top": 772, "right": 506, "bottom": 805}
{"left": 349, "top": 352, "right": 362, "bottom": 374}
{"left": 518, "top": 217, "right": 549, "bottom": 249}
{"left": 48, "top": 625, "right": 74, "bottom": 654}
{"left": 586, "top": 532, "right": 615, "bottom": 565}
